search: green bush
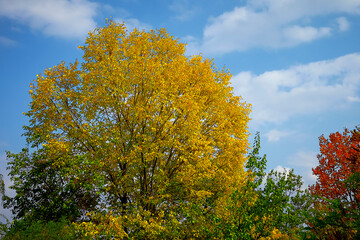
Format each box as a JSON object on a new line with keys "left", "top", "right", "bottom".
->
{"left": 3, "top": 217, "right": 76, "bottom": 240}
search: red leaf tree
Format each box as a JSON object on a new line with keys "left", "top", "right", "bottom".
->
{"left": 310, "top": 127, "right": 360, "bottom": 207}
{"left": 308, "top": 126, "right": 360, "bottom": 239}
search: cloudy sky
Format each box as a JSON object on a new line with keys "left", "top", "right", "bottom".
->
{"left": 1, "top": 0, "right": 360, "bottom": 219}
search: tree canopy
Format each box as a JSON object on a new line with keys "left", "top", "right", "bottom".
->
{"left": 308, "top": 126, "right": 360, "bottom": 239}
{"left": 5, "top": 20, "right": 251, "bottom": 238}
{"left": 310, "top": 127, "right": 360, "bottom": 204}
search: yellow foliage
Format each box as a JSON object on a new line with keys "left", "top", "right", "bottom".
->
{"left": 73, "top": 212, "right": 128, "bottom": 239}
{"left": 258, "top": 228, "right": 290, "bottom": 240}
{"left": 25, "top": 20, "right": 251, "bottom": 238}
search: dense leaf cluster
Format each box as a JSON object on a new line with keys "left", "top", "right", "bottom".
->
{"left": 307, "top": 126, "right": 360, "bottom": 239}
{"left": 3, "top": 133, "right": 314, "bottom": 239}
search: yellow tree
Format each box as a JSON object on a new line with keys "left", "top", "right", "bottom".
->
{"left": 24, "top": 20, "right": 251, "bottom": 238}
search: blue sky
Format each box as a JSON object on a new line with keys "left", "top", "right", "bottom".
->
{"left": 1, "top": 0, "right": 360, "bottom": 219}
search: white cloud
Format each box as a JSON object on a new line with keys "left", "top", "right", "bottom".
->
{"left": 336, "top": 17, "right": 350, "bottom": 31}
{"left": 232, "top": 53, "right": 360, "bottom": 125}
{"left": 273, "top": 165, "right": 291, "bottom": 175}
{"left": 201, "top": 0, "right": 360, "bottom": 54}
{"left": 0, "top": 0, "right": 98, "bottom": 39}
{"left": 260, "top": 165, "right": 291, "bottom": 189}
{"left": 283, "top": 25, "right": 331, "bottom": 44}
{"left": 265, "top": 129, "right": 292, "bottom": 142}
{"left": 0, "top": 36, "right": 16, "bottom": 46}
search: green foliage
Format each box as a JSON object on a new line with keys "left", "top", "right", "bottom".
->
{"left": 4, "top": 148, "right": 99, "bottom": 222}
{"left": 259, "top": 169, "right": 311, "bottom": 236}
{"left": 304, "top": 197, "right": 360, "bottom": 240}
{"left": 246, "top": 132, "right": 267, "bottom": 189}
{"left": 305, "top": 176, "right": 360, "bottom": 239}
{"left": 2, "top": 217, "right": 76, "bottom": 240}
{"left": 209, "top": 132, "right": 311, "bottom": 239}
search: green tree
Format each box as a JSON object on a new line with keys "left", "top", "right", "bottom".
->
{"left": 2, "top": 217, "right": 76, "bottom": 240}
{"left": 4, "top": 148, "right": 98, "bottom": 222}
{"left": 212, "top": 133, "right": 311, "bottom": 239}
{"left": 218, "top": 132, "right": 269, "bottom": 239}
{"left": 211, "top": 132, "right": 311, "bottom": 239}
{"left": 246, "top": 132, "right": 267, "bottom": 189}
{"left": 258, "top": 168, "right": 311, "bottom": 237}
{"left": 5, "top": 20, "right": 251, "bottom": 239}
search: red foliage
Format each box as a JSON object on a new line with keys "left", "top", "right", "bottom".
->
{"left": 308, "top": 127, "right": 360, "bottom": 239}
{"left": 310, "top": 127, "right": 360, "bottom": 208}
